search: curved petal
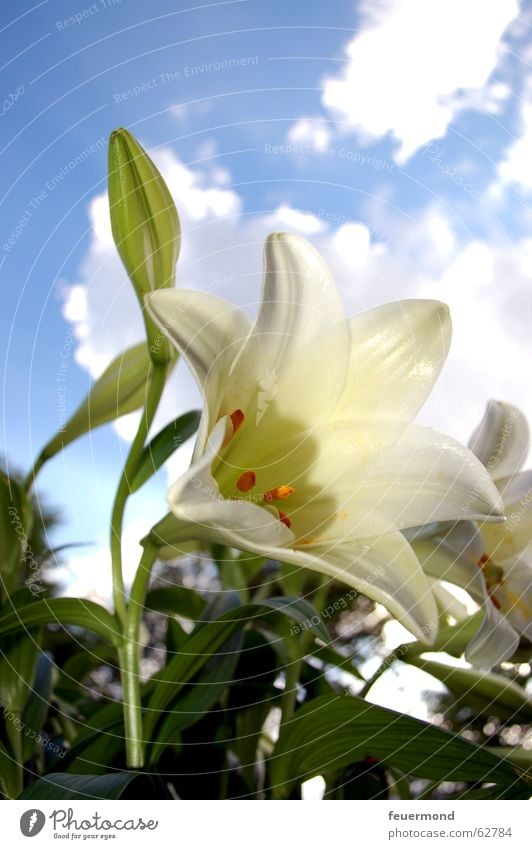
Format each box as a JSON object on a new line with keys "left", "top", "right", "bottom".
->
{"left": 220, "top": 233, "right": 350, "bottom": 432}
{"left": 334, "top": 300, "right": 451, "bottom": 421}
{"left": 413, "top": 534, "right": 487, "bottom": 607}
{"left": 285, "top": 534, "right": 439, "bottom": 643}
{"left": 481, "top": 470, "right": 532, "bottom": 561}
{"left": 360, "top": 424, "right": 504, "bottom": 527}
{"left": 146, "top": 288, "right": 251, "bottom": 452}
{"left": 468, "top": 400, "right": 529, "bottom": 481}
{"left": 464, "top": 604, "right": 520, "bottom": 668}
{"left": 413, "top": 535, "right": 519, "bottom": 667}
{"left": 430, "top": 578, "right": 471, "bottom": 620}
{"left": 496, "top": 469, "right": 532, "bottom": 507}
{"left": 406, "top": 520, "right": 484, "bottom": 556}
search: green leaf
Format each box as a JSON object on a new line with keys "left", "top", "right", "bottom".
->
{"left": 0, "top": 628, "right": 41, "bottom": 715}
{"left": 145, "top": 598, "right": 328, "bottom": 737}
{"left": 22, "top": 652, "right": 55, "bottom": 762}
{"left": 146, "top": 586, "right": 206, "bottom": 620}
{"left": 64, "top": 702, "right": 124, "bottom": 772}
{"left": 0, "top": 473, "right": 32, "bottom": 595}
{"left": 19, "top": 771, "right": 144, "bottom": 800}
{"left": 0, "top": 598, "right": 121, "bottom": 648}
{"left": 165, "top": 618, "right": 189, "bottom": 655}
{"left": 327, "top": 759, "right": 389, "bottom": 800}
{"left": 148, "top": 630, "right": 243, "bottom": 764}
{"left": 407, "top": 657, "right": 532, "bottom": 722}
{"left": 268, "top": 695, "right": 522, "bottom": 798}
{"left": 488, "top": 746, "right": 532, "bottom": 777}
{"left": 131, "top": 411, "right": 201, "bottom": 492}
{"left": 66, "top": 733, "right": 125, "bottom": 776}
{"left": 259, "top": 597, "right": 329, "bottom": 643}
{"left": 0, "top": 739, "right": 21, "bottom": 799}
{"left": 38, "top": 344, "right": 155, "bottom": 463}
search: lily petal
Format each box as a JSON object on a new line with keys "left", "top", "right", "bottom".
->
{"left": 430, "top": 578, "right": 471, "bottom": 620}
{"left": 146, "top": 288, "right": 251, "bottom": 451}
{"left": 221, "top": 233, "right": 350, "bottom": 431}
{"left": 413, "top": 533, "right": 519, "bottom": 667}
{"left": 285, "top": 534, "right": 438, "bottom": 643}
{"left": 334, "top": 300, "right": 451, "bottom": 421}
{"left": 366, "top": 424, "right": 504, "bottom": 526}
{"left": 481, "top": 470, "right": 532, "bottom": 562}
{"left": 463, "top": 602, "right": 520, "bottom": 668}
{"left": 468, "top": 400, "right": 529, "bottom": 481}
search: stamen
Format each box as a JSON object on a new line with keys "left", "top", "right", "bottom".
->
{"left": 263, "top": 485, "right": 295, "bottom": 502}
{"left": 278, "top": 510, "right": 292, "bottom": 528}
{"left": 230, "top": 409, "right": 244, "bottom": 434}
{"left": 478, "top": 553, "right": 490, "bottom": 568}
{"left": 236, "top": 471, "right": 256, "bottom": 493}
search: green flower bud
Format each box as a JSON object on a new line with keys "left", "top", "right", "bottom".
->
{"left": 108, "top": 128, "right": 180, "bottom": 298}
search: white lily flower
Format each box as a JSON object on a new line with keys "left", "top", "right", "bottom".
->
{"left": 412, "top": 400, "right": 532, "bottom": 667}
{"left": 146, "top": 233, "right": 503, "bottom": 643}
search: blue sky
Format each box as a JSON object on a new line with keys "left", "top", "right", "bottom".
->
{"left": 2, "top": 0, "right": 532, "bottom": 603}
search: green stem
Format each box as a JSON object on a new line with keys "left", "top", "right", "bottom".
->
{"left": 280, "top": 577, "right": 330, "bottom": 725}
{"left": 5, "top": 717, "right": 23, "bottom": 798}
{"left": 110, "top": 361, "right": 167, "bottom": 627}
{"left": 121, "top": 541, "right": 158, "bottom": 769}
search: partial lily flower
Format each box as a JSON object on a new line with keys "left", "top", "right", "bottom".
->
{"left": 145, "top": 232, "right": 503, "bottom": 643}
{"left": 411, "top": 400, "right": 532, "bottom": 667}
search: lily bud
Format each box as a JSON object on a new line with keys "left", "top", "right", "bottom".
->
{"left": 108, "top": 128, "right": 180, "bottom": 299}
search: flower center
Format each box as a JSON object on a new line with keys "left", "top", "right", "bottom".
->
{"left": 225, "top": 409, "right": 296, "bottom": 530}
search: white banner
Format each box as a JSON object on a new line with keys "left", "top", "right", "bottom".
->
{"left": 2, "top": 799, "right": 530, "bottom": 848}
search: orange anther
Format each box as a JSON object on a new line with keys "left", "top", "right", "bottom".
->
{"left": 262, "top": 485, "right": 295, "bottom": 502}
{"left": 278, "top": 510, "right": 292, "bottom": 528}
{"left": 230, "top": 409, "right": 244, "bottom": 433}
{"left": 236, "top": 471, "right": 256, "bottom": 493}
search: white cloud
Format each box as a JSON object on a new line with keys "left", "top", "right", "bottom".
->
{"left": 496, "top": 103, "right": 532, "bottom": 190}
{"left": 286, "top": 117, "right": 332, "bottom": 152}
{"left": 321, "top": 0, "right": 518, "bottom": 162}
{"left": 332, "top": 223, "right": 371, "bottom": 269}
{"left": 268, "top": 204, "right": 325, "bottom": 235}
{"left": 417, "top": 239, "right": 532, "bottom": 449}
